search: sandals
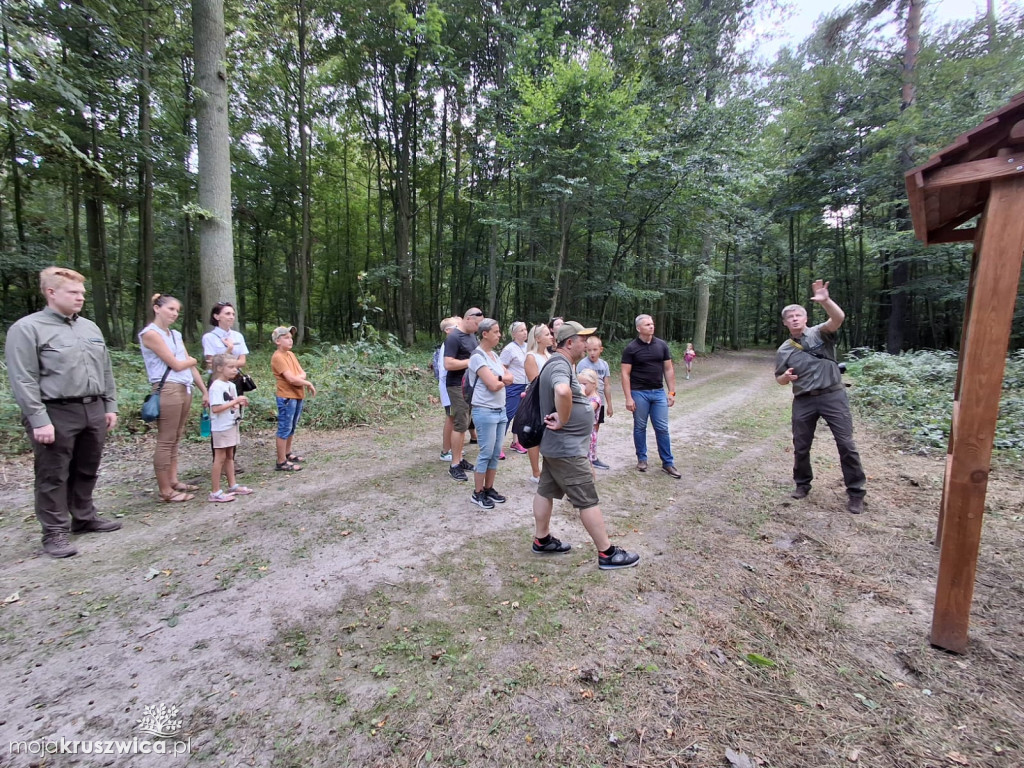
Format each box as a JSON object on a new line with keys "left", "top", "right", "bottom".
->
{"left": 208, "top": 490, "right": 236, "bottom": 503}
{"left": 227, "top": 484, "right": 254, "bottom": 496}
{"left": 275, "top": 461, "right": 303, "bottom": 472}
{"left": 286, "top": 453, "right": 305, "bottom": 463}
{"left": 173, "top": 482, "right": 200, "bottom": 492}
{"left": 160, "top": 491, "right": 195, "bottom": 503}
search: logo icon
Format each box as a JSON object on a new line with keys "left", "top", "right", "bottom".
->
{"left": 136, "top": 703, "right": 183, "bottom": 738}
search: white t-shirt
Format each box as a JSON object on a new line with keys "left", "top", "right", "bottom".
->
{"left": 202, "top": 328, "right": 249, "bottom": 362}
{"left": 433, "top": 343, "right": 450, "bottom": 407}
{"left": 468, "top": 349, "right": 506, "bottom": 410}
{"left": 500, "top": 342, "right": 528, "bottom": 385}
{"left": 139, "top": 324, "right": 194, "bottom": 389}
{"left": 528, "top": 351, "right": 549, "bottom": 380}
{"left": 208, "top": 378, "right": 240, "bottom": 432}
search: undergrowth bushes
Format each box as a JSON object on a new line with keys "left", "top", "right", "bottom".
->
{"left": 0, "top": 338, "right": 438, "bottom": 456}
{"left": 847, "top": 349, "right": 1024, "bottom": 459}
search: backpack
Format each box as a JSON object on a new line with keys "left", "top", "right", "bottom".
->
{"left": 514, "top": 356, "right": 569, "bottom": 449}
{"left": 461, "top": 350, "right": 485, "bottom": 406}
{"left": 513, "top": 376, "right": 545, "bottom": 449}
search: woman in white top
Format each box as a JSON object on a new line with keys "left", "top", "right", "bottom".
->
{"left": 202, "top": 301, "right": 249, "bottom": 371}
{"left": 139, "top": 293, "right": 209, "bottom": 502}
{"left": 524, "top": 323, "right": 553, "bottom": 482}
{"left": 500, "top": 321, "right": 529, "bottom": 454}
{"left": 467, "top": 318, "right": 513, "bottom": 509}
{"left": 202, "top": 301, "right": 250, "bottom": 473}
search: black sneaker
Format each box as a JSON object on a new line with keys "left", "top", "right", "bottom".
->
{"left": 591, "top": 459, "right": 610, "bottom": 470}
{"left": 598, "top": 546, "right": 640, "bottom": 570}
{"left": 484, "top": 487, "right": 506, "bottom": 504}
{"left": 532, "top": 536, "right": 571, "bottom": 554}
{"left": 471, "top": 490, "right": 495, "bottom": 509}
{"left": 458, "top": 458, "right": 475, "bottom": 471}
{"left": 449, "top": 465, "right": 468, "bottom": 482}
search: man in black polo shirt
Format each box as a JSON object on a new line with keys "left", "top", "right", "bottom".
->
{"left": 775, "top": 280, "right": 866, "bottom": 514}
{"left": 443, "top": 307, "right": 483, "bottom": 481}
{"left": 621, "top": 314, "right": 680, "bottom": 478}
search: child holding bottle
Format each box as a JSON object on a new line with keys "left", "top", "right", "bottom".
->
{"left": 208, "top": 354, "right": 254, "bottom": 502}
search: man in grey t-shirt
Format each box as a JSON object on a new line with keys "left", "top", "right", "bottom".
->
{"left": 775, "top": 280, "right": 866, "bottom": 514}
{"left": 531, "top": 321, "right": 640, "bottom": 570}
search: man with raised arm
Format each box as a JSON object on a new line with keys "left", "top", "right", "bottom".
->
{"left": 775, "top": 279, "right": 866, "bottom": 514}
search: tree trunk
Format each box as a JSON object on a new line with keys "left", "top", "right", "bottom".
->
{"left": 693, "top": 229, "right": 713, "bottom": 354}
{"left": 135, "top": 0, "right": 154, "bottom": 337}
{"left": 549, "top": 196, "right": 572, "bottom": 321}
{"left": 296, "top": 0, "right": 311, "bottom": 345}
{"left": 888, "top": 0, "right": 923, "bottom": 353}
{"left": 2, "top": 12, "right": 28, "bottom": 277}
{"left": 193, "top": 0, "right": 236, "bottom": 321}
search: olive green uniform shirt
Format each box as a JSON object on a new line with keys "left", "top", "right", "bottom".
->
{"left": 5, "top": 307, "right": 118, "bottom": 429}
{"left": 774, "top": 322, "right": 841, "bottom": 396}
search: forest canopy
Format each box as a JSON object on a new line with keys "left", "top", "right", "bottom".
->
{"left": 1, "top": 0, "right": 1023, "bottom": 351}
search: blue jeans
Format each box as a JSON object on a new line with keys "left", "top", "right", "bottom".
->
{"left": 276, "top": 397, "right": 305, "bottom": 439}
{"left": 472, "top": 406, "right": 507, "bottom": 474}
{"left": 631, "top": 389, "right": 674, "bottom": 466}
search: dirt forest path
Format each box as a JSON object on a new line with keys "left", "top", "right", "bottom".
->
{"left": 1, "top": 350, "right": 1021, "bottom": 768}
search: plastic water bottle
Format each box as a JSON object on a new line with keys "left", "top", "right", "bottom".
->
{"left": 200, "top": 408, "right": 211, "bottom": 438}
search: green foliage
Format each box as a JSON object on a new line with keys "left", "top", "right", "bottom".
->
{"left": 849, "top": 350, "right": 1024, "bottom": 459}
{"left": 0, "top": 339, "right": 436, "bottom": 457}
{"left": 3, "top": 0, "right": 1024, "bottom": 351}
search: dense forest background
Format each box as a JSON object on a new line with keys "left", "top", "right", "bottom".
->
{"left": 1, "top": 0, "right": 1023, "bottom": 351}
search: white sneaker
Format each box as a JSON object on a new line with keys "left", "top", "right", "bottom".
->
{"left": 439, "top": 450, "right": 453, "bottom": 462}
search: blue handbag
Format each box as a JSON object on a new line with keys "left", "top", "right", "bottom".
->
{"left": 140, "top": 367, "right": 171, "bottom": 423}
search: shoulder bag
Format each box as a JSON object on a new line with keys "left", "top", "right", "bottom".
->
{"left": 141, "top": 366, "right": 171, "bottom": 422}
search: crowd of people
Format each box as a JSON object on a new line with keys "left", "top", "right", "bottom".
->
{"left": 431, "top": 309, "right": 693, "bottom": 570}
{"left": 7, "top": 266, "right": 865, "bottom": 563}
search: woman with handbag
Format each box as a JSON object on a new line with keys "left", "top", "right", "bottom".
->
{"left": 140, "top": 293, "right": 209, "bottom": 502}
{"left": 202, "top": 301, "right": 249, "bottom": 372}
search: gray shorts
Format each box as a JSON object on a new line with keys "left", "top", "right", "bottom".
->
{"left": 537, "top": 455, "right": 600, "bottom": 509}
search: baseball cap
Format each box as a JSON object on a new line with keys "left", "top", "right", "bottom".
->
{"left": 555, "top": 320, "right": 597, "bottom": 344}
{"left": 271, "top": 325, "right": 297, "bottom": 342}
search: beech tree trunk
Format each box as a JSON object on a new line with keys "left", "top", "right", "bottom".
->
{"left": 887, "top": 0, "right": 923, "bottom": 354}
{"left": 193, "top": 0, "right": 235, "bottom": 321}
{"left": 693, "top": 229, "right": 714, "bottom": 354}
{"left": 135, "top": 0, "right": 154, "bottom": 337}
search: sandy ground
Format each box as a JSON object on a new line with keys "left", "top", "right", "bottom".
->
{"left": 0, "top": 350, "right": 1021, "bottom": 768}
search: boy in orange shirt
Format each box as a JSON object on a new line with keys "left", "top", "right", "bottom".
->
{"left": 271, "top": 326, "right": 316, "bottom": 471}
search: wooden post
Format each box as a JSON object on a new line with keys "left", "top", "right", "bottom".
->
{"left": 930, "top": 169, "right": 1024, "bottom": 652}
